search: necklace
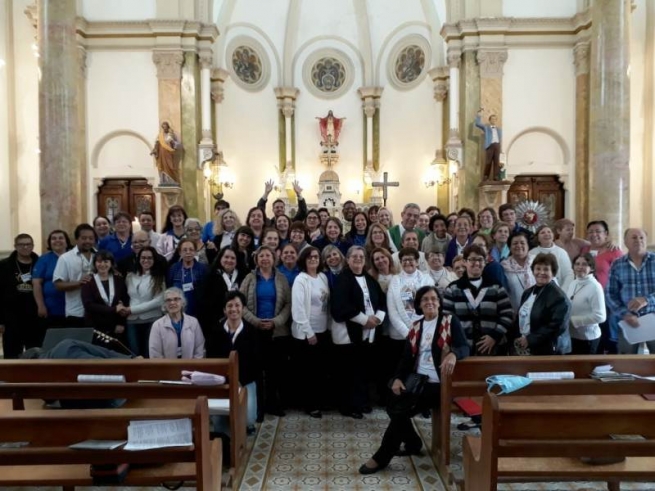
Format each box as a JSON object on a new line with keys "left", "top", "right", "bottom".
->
{"left": 570, "top": 281, "right": 587, "bottom": 300}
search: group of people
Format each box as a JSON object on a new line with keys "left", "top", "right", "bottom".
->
{"left": 1, "top": 180, "right": 653, "bottom": 473}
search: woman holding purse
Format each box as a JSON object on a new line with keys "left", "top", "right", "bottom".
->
{"left": 359, "top": 285, "right": 468, "bottom": 474}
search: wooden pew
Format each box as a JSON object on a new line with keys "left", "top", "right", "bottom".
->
{"left": 0, "top": 396, "right": 221, "bottom": 490}
{"left": 462, "top": 392, "right": 655, "bottom": 491}
{"left": 435, "top": 355, "right": 655, "bottom": 477}
{"left": 0, "top": 355, "right": 247, "bottom": 478}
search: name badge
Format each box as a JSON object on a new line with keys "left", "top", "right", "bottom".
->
{"left": 183, "top": 282, "right": 194, "bottom": 292}
{"left": 20, "top": 273, "right": 32, "bottom": 283}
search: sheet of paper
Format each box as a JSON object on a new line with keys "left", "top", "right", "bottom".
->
{"left": 619, "top": 313, "right": 655, "bottom": 344}
{"left": 70, "top": 440, "right": 126, "bottom": 450}
{"left": 123, "top": 418, "right": 193, "bottom": 451}
{"left": 77, "top": 374, "right": 126, "bottom": 383}
{"left": 527, "top": 371, "right": 575, "bottom": 380}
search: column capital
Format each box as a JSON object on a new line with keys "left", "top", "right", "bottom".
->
{"left": 429, "top": 67, "right": 449, "bottom": 102}
{"left": 77, "top": 46, "right": 88, "bottom": 78}
{"left": 573, "top": 41, "right": 590, "bottom": 76}
{"left": 476, "top": 49, "right": 508, "bottom": 79}
{"left": 358, "top": 87, "right": 384, "bottom": 117}
{"left": 274, "top": 87, "right": 300, "bottom": 118}
{"left": 152, "top": 50, "right": 185, "bottom": 80}
{"left": 210, "top": 68, "right": 229, "bottom": 103}
{"left": 447, "top": 48, "right": 462, "bottom": 69}
{"left": 198, "top": 50, "right": 213, "bottom": 70}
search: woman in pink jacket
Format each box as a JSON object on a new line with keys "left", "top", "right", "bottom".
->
{"left": 149, "top": 287, "right": 205, "bottom": 359}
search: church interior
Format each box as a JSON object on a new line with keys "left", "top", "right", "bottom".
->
{"left": 1, "top": 0, "right": 655, "bottom": 490}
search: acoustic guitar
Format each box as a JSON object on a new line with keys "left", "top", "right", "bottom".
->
{"left": 93, "top": 330, "right": 136, "bottom": 357}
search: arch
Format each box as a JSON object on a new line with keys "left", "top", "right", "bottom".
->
{"left": 351, "top": 0, "right": 373, "bottom": 86}
{"left": 420, "top": 0, "right": 446, "bottom": 68}
{"left": 375, "top": 21, "right": 431, "bottom": 85}
{"left": 91, "top": 130, "right": 152, "bottom": 169}
{"left": 505, "top": 126, "right": 571, "bottom": 167}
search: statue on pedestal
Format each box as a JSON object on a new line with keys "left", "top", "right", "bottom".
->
{"left": 475, "top": 108, "right": 502, "bottom": 182}
{"left": 151, "top": 121, "right": 183, "bottom": 186}
{"left": 316, "top": 110, "right": 346, "bottom": 154}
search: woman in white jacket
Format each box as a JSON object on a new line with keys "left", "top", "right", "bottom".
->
{"left": 566, "top": 253, "right": 606, "bottom": 354}
{"left": 529, "top": 225, "right": 574, "bottom": 290}
{"left": 291, "top": 246, "right": 330, "bottom": 418}
{"left": 124, "top": 246, "right": 166, "bottom": 357}
{"left": 386, "top": 247, "right": 434, "bottom": 364}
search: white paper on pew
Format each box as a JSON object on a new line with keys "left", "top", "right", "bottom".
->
{"left": 77, "top": 374, "right": 126, "bottom": 383}
{"left": 526, "top": 371, "right": 575, "bottom": 380}
{"left": 619, "top": 313, "right": 655, "bottom": 344}
{"left": 123, "top": 418, "right": 192, "bottom": 451}
{"left": 181, "top": 370, "right": 226, "bottom": 386}
{"left": 592, "top": 364, "right": 613, "bottom": 375}
{"left": 208, "top": 398, "right": 230, "bottom": 415}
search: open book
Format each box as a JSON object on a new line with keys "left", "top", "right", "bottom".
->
{"left": 123, "top": 418, "right": 193, "bottom": 451}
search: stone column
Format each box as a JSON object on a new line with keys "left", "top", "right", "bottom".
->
{"left": 38, "top": 0, "right": 84, "bottom": 238}
{"left": 198, "top": 51, "right": 213, "bottom": 146}
{"left": 477, "top": 49, "right": 507, "bottom": 129}
{"left": 573, "top": 41, "right": 590, "bottom": 229}
{"left": 430, "top": 67, "right": 451, "bottom": 213}
{"left": 210, "top": 68, "right": 229, "bottom": 146}
{"left": 588, "top": 0, "right": 630, "bottom": 240}
{"left": 457, "top": 50, "right": 482, "bottom": 209}
{"left": 358, "top": 87, "right": 384, "bottom": 167}
{"left": 274, "top": 87, "right": 299, "bottom": 203}
{"left": 445, "top": 49, "right": 463, "bottom": 211}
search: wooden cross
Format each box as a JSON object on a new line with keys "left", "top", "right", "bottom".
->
{"left": 372, "top": 172, "right": 399, "bottom": 207}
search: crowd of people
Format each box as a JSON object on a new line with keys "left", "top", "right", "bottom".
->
{"left": 0, "top": 180, "right": 653, "bottom": 471}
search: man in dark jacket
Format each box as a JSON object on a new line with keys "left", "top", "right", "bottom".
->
{"left": 0, "top": 234, "right": 40, "bottom": 358}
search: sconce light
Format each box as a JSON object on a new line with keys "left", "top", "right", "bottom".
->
{"left": 203, "top": 153, "right": 234, "bottom": 199}
{"left": 424, "top": 158, "right": 452, "bottom": 188}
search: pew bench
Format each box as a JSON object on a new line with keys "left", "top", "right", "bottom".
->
{"left": 0, "top": 396, "right": 221, "bottom": 490}
{"left": 0, "top": 355, "right": 247, "bottom": 479}
{"left": 434, "top": 355, "right": 655, "bottom": 478}
{"left": 462, "top": 393, "right": 655, "bottom": 491}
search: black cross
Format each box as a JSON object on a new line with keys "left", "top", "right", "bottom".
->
{"left": 372, "top": 172, "right": 399, "bottom": 207}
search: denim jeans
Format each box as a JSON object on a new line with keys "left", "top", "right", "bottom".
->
{"left": 126, "top": 320, "right": 154, "bottom": 357}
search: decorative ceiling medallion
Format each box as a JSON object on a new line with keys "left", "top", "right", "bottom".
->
{"left": 232, "top": 46, "right": 262, "bottom": 85}
{"left": 227, "top": 37, "right": 270, "bottom": 92}
{"left": 303, "top": 49, "right": 354, "bottom": 99}
{"left": 311, "top": 57, "right": 346, "bottom": 93}
{"left": 387, "top": 35, "right": 431, "bottom": 90}
{"left": 515, "top": 200, "right": 551, "bottom": 232}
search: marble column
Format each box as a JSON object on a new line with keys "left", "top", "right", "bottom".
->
{"left": 152, "top": 50, "right": 185, "bottom": 218}
{"left": 445, "top": 49, "right": 463, "bottom": 211}
{"left": 210, "top": 68, "right": 229, "bottom": 146}
{"left": 198, "top": 51, "right": 213, "bottom": 145}
{"left": 358, "top": 87, "right": 383, "bottom": 204}
{"left": 77, "top": 47, "right": 89, "bottom": 221}
{"left": 181, "top": 51, "right": 203, "bottom": 218}
{"left": 574, "top": 41, "right": 590, "bottom": 229}
{"left": 588, "top": 0, "right": 630, "bottom": 239}
{"left": 477, "top": 49, "right": 507, "bottom": 129}
{"left": 430, "top": 67, "right": 451, "bottom": 213}
{"left": 457, "top": 50, "right": 482, "bottom": 209}
{"left": 38, "top": 0, "right": 84, "bottom": 238}
{"left": 274, "top": 87, "right": 299, "bottom": 203}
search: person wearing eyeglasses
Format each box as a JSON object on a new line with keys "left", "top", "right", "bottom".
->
{"left": 0, "top": 234, "right": 40, "bottom": 358}
{"left": 387, "top": 248, "right": 434, "bottom": 367}
{"left": 291, "top": 247, "right": 330, "bottom": 418}
{"left": 442, "top": 244, "right": 513, "bottom": 356}
{"left": 149, "top": 287, "right": 205, "bottom": 359}
{"left": 166, "top": 239, "right": 208, "bottom": 317}
{"left": 117, "top": 230, "right": 152, "bottom": 277}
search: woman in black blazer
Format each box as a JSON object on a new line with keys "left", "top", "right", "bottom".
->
{"left": 205, "top": 290, "right": 261, "bottom": 430}
{"left": 331, "top": 246, "right": 386, "bottom": 418}
{"left": 359, "top": 285, "right": 469, "bottom": 474}
{"left": 510, "top": 252, "right": 572, "bottom": 356}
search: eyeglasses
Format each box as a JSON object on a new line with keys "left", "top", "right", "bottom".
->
{"left": 307, "top": 216, "right": 319, "bottom": 220}
{"left": 308, "top": 255, "right": 320, "bottom": 260}
{"left": 15, "top": 243, "right": 34, "bottom": 248}
{"left": 401, "top": 258, "right": 417, "bottom": 263}
{"left": 133, "top": 240, "right": 149, "bottom": 245}
{"left": 467, "top": 257, "right": 485, "bottom": 264}
{"left": 186, "top": 228, "right": 202, "bottom": 232}
{"left": 165, "top": 298, "right": 182, "bottom": 303}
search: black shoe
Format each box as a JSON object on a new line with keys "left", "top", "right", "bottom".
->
{"left": 308, "top": 410, "right": 322, "bottom": 419}
{"left": 395, "top": 447, "right": 423, "bottom": 457}
{"left": 246, "top": 425, "right": 256, "bottom": 436}
{"left": 359, "top": 462, "right": 386, "bottom": 475}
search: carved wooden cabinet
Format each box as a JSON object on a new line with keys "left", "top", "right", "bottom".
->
{"left": 507, "top": 175, "right": 564, "bottom": 221}
{"left": 97, "top": 179, "right": 155, "bottom": 221}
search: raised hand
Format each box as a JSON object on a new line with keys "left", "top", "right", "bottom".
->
{"left": 292, "top": 180, "right": 303, "bottom": 196}
{"left": 264, "top": 179, "right": 275, "bottom": 196}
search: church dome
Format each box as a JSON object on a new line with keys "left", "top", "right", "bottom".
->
{"left": 319, "top": 169, "right": 340, "bottom": 182}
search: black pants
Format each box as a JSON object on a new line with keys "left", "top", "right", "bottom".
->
{"left": 372, "top": 381, "right": 440, "bottom": 467}
{"left": 484, "top": 142, "right": 500, "bottom": 181}
{"left": 294, "top": 332, "right": 331, "bottom": 413}
{"left": 571, "top": 337, "right": 600, "bottom": 355}
{"left": 332, "top": 343, "right": 367, "bottom": 413}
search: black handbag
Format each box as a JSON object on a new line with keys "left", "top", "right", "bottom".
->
{"left": 386, "top": 373, "right": 429, "bottom": 416}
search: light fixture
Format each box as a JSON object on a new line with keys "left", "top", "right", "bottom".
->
{"left": 204, "top": 153, "right": 234, "bottom": 199}
{"left": 424, "top": 158, "right": 452, "bottom": 187}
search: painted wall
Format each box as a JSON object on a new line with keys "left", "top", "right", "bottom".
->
{"left": 0, "top": 1, "right": 13, "bottom": 252}
{"left": 503, "top": 47, "right": 576, "bottom": 217}
{"left": 80, "top": 0, "right": 156, "bottom": 21}
{"left": 85, "top": 51, "right": 159, "bottom": 221}
{"left": 502, "top": 0, "right": 578, "bottom": 18}
{"left": 12, "top": 0, "right": 40, "bottom": 249}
